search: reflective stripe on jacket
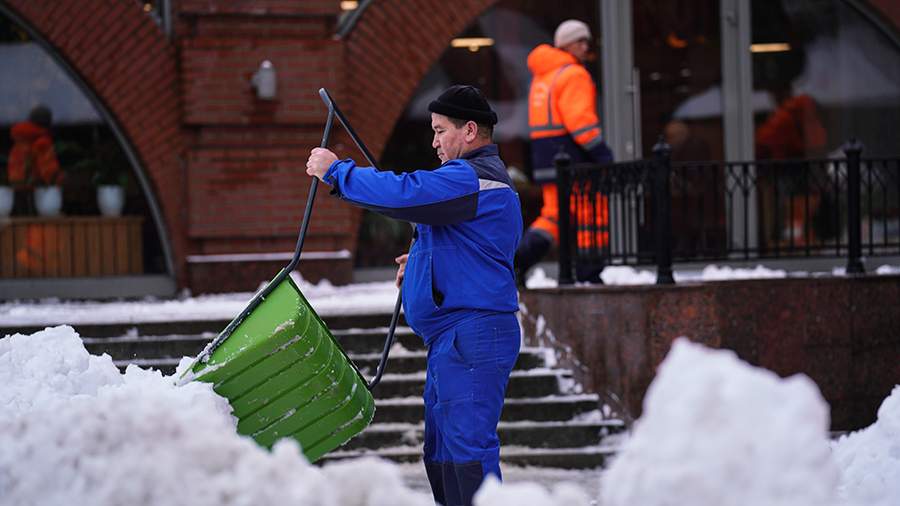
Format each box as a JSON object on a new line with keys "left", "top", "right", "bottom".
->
{"left": 527, "top": 44, "right": 610, "bottom": 247}
{"left": 527, "top": 44, "right": 608, "bottom": 169}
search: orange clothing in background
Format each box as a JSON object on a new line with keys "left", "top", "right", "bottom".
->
{"left": 527, "top": 44, "right": 604, "bottom": 154}
{"left": 527, "top": 44, "right": 610, "bottom": 247}
{"left": 755, "top": 94, "right": 827, "bottom": 159}
{"left": 7, "top": 121, "right": 61, "bottom": 187}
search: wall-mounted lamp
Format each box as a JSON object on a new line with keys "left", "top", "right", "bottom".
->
{"left": 251, "top": 60, "right": 277, "bottom": 100}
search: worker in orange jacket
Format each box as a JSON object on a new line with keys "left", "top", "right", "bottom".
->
{"left": 515, "top": 19, "right": 614, "bottom": 284}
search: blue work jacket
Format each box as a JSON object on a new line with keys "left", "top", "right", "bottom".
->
{"left": 324, "top": 144, "right": 522, "bottom": 343}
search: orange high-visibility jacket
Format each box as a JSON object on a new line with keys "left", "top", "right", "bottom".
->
{"left": 527, "top": 44, "right": 609, "bottom": 247}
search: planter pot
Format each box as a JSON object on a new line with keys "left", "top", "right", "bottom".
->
{"left": 97, "top": 185, "right": 125, "bottom": 217}
{"left": 0, "top": 186, "right": 13, "bottom": 217}
{"left": 34, "top": 186, "right": 63, "bottom": 217}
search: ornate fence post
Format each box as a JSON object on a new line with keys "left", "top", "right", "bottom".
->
{"left": 843, "top": 139, "right": 865, "bottom": 274}
{"left": 653, "top": 137, "right": 675, "bottom": 284}
{"left": 555, "top": 150, "right": 574, "bottom": 285}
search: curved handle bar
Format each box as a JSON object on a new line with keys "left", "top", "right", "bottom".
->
{"left": 317, "top": 88, "right": 407, "bottom": 390}
{"left": 186, "top": 88, "right": 405, "bottom": 392}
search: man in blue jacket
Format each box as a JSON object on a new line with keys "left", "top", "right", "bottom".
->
{"left": 305, "top": 85, "right": 522, "bottom": 506}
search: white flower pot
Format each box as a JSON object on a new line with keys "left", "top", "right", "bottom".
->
{"left": 97, "top": 185, "right": 125, "bottom": 217}
{"left": 34, "top": 186, "right": 63, "bottom": 217}
{"left": 0, "top": 186, "right": 13, "bottom": 217}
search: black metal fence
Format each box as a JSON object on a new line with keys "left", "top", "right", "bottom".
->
{"left": 546, "top": 140, "right": 900, "bottom": 284}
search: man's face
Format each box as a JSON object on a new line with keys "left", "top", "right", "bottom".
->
{"left": 563, "top": 38, "right": 591, "bottom": 63}
{"left": 431, "top": 113, "right": 469, "bottom": 164}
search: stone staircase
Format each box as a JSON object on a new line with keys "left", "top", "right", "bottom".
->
{"left": 55, "top": 312, "right": 625, "bottom": 469}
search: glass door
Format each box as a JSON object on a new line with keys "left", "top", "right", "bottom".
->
{"left": 602, "top": 0, "right": 757, "bottom": 255}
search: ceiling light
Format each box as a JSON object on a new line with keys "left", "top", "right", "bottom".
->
{"left": 451, "top": 37, "right": 494, "bottom": 52}
{"left": 340, "top": 1, "right": 359, "bottom": 11}
{"left": 750, "top": 43, "right": 791, "bottom": 53}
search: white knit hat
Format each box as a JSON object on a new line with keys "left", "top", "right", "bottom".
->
{"left": 554, "top": 19, "right": 591, "bottom": 48}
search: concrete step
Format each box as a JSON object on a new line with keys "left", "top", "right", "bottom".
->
{"left": 341, "top": 420, "right": 625, "bottom": 451}
{"left": 83, "top": 327, "right": 425, "bottom": 363}
{"left": 353, "top": 349, "right": 546, "bottom": 375}
{"left": 371, "top": 394, "right": 602, "bottom": 423}
{"left": 322, "top": 445, "right": 619, "bottom": 469}
{"left": 371, "top": 370, "right": 566, "bottom": 399}
{"left": 105, "top": 345, "right": 547, "bottom": 375}
{"left": 111, "top": 359, "right": 567, "bottom": 399}
{"left": 2, "top": 312, "right": 405, "bottom": 339}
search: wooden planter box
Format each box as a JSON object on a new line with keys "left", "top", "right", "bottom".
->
{"left": 0, "top": 217, "right": 144, "bottom": 278}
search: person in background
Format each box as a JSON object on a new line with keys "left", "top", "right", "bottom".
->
{"left": 756, "top": 81, "right": 828, "bottom": 247}
{"left": 516, "top": 19, "right": 614, "bottom": 285}
{"left": 6, "top": 105, "right": 62, "bottom": 214}
{"left": 304, "top": 85, "right": 522, "bottom": 506}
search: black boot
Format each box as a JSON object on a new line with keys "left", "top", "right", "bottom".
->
{"left": 514, "top": 228, "right": 552, "bottom": 286}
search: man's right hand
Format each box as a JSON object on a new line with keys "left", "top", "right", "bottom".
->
{"left": 395, "top": 253, "right": 408, "bottom": 288}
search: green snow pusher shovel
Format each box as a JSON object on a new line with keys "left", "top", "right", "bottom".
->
{"left": 177, "top": 88, "right": 404, "bottom": 463}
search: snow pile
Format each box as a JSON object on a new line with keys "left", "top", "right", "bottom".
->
{"left": 875, "top": 264, "right": 900, "bottom": 275}
{"left": 475, "top": 475, "right": 591, "bottom": 506}
{"left": 694, "top": 264, "right": 787, "bottom": 281}
{"left": 525, "top": 267, "right": 558, "bottom": 289}
{"left": 0, "top": 326, "right": 431, "bottom": 506}
{"left": 0, "top": 274, "right": 399, "bottom": 326}
{"left": 832, "top": 386, "right": 900, "bottom": 506}
{"left": 601, "top": 338, "right": 839, "bottom": 506}
{"left": 0, "top": 326, "right": 587, "bottom": 506}
{"left": 601, "top": 266, "right": 657, "bottom": 285}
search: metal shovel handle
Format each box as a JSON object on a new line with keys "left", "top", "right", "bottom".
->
{"left": 189, "top": 98, "right": 337, "bottom": 367}
{"left": 317, "top": 88, "right": 405, "bottom": 390}
{"left": 189, "top": 88, "right": 404, "bottom": 389}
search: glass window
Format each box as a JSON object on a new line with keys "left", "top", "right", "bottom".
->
{"left": 0, "top": 12, "right": 166, "bottom": 275}
{"left": 364, "top": 1, "right": 599, "bottom": 267}
{"left": 752, "top": 1, "right": 900, "bottom": 158}
{"left": 751, "top": 1, "right": 900, "bottom": 250}
{"left": 635, "top": 0, "right": 723, "bottom": 161}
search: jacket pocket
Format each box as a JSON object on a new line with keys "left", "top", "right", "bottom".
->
{"left": 403, "top": 249, "right": 435, "bottom": 323}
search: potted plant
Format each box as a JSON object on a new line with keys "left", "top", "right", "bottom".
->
{"left": 0, "top": 155, "right": 12, "bottom": 217}
{"left": 92, "top": 163, "right": 129, "bottom": 217}
{"left": 32, "top": 159, "right": 65, "bottom": 217}
{"left": 60, "top": 141, "right": 130, "bottom": 217}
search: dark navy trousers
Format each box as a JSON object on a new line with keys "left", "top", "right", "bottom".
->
{"left": 422, "top": 312, "right": 521, "bottom": 506}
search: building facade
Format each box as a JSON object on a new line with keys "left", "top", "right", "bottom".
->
{"left": 1, "top": 0, "right": 898, "bottom": 297}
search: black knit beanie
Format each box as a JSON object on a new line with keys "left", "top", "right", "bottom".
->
{"left": 428, "top": 85, "right": 498, "bottom": 126}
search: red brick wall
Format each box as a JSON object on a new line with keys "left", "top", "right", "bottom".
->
{"left": 344, "top": 0, "right": 498, "bottom": 158}
{"left": 5, "top": 0, "right": 187, "bottom": 284}
{"left": 175, "top": 2, "right": 363, "bottom": 291}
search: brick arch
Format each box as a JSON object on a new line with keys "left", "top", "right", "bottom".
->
{"left": 344, "top": 0, "right": 499, "bottom": 159}
{"left": 4, "top": 0, "right": 185, "bottom": 283}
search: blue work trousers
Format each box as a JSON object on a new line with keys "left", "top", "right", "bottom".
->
{"left": 422, "top": 312, "right": 520, "bottom": 506}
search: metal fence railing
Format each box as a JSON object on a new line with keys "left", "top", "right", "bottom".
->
{"left": 543, "top": 139, "right": 900, "bottom": 285}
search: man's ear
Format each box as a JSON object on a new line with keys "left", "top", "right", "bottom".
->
{"left": 465, "top": 121, "right": 478, "bottom": 142}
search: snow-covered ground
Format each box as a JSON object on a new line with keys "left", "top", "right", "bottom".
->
{"left": 526, "top": 263, "right": 900, "bottom": 288}
{"left": 2, "top": 324, "right": 897, "bottom": 506}
{"left": 3, "top": 264, "right": 898, "bottom": 326}
{"left": 0, "top": 273, "right": 400, "bottom": 327}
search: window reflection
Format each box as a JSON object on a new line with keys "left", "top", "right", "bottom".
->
{"left": 369, "top": 1, "right": 599, "bottom": 268}
{"left": 0, "top": 12, "right": 165, "bottom": 275}
{"left": 752, "top": 1, "right": 900, "bottom": 249}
